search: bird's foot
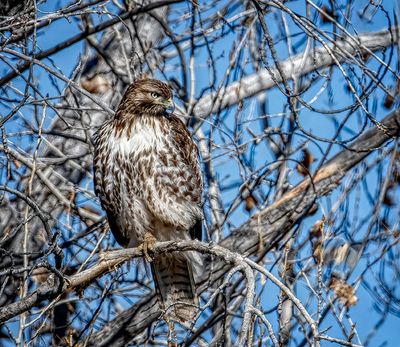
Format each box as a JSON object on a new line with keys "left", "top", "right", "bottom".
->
{"left": 141, "top": 232, "right": 156, "bottom": 262}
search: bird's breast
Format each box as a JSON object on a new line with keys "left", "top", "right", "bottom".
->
{"left": 112, "top": 121, "right": 165, "bottom": 157}
{"left": 98, "top": 120, "right": 166, "bottom": 199}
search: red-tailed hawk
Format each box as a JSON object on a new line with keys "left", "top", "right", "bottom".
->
{"left": 93, "top": 79, "right": 203, "bottom": 321}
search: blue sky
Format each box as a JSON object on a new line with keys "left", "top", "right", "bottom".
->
{"left": 1, "top": 0, "right": 399, "bottom": 345}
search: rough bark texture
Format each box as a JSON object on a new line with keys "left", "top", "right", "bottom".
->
{"left": 193, "top": 27, "right": 399, "bottom": 118}
{"left": 0, "top": 0, "right": 31, "bottom": 16}
{"left": 1, "top": 1, "right": 399, "bottom": 344}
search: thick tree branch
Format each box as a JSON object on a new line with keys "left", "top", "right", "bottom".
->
{"left": 1, "top": 6, "right": 398, "bottom": 343}
{"left": 1, "top": 108, "right": 398, "bottom": 342}
{"left": 192, "top": 26, "right": 399, "bottom": 119}
{"left": 2, "top": 1, "right": 398, "bottom": 345}
{"left": 0, "top": 239, "right": 319, "bottom": 345}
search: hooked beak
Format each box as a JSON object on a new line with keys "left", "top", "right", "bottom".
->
{"left": 163, "top": 97, "right": 175, "bottom": 115}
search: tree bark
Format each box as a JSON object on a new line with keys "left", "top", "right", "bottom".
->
{"left": 1, "top": 4, "right": 399, "bottom": 344}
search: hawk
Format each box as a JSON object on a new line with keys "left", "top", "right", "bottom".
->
{"left": 93, "top": 79, "right": 203, "bottom": 321}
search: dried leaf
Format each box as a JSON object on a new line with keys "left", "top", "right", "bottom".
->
{"left": 13, "top": 159, "right": 22, "bottom": 169}
{"left": 242, "top": 15, "right": 254, "bottom": 27}
{"left": 313, "top": 242, "right": 323, "bottom": 264}
{"left": 333, "top": 243, "right": 350, "bottom": 264}
{"left": 383, "top": 94, "right": 394, "bottom": 109}
{"left": 320, "top": 6, "right": 336, "bottom": 23}
{"left": 245, "top": 195, "right": 257, "bottom": 212}
{"left": 323, "top": 242, "right": 360, "bottom": 268}
{"left": 310, "top": 218, "right": 326, "bottom": 264}
{"left": 383, "top": 191, "right": 394, "bottom": 206}
{"left": 297, "top": 149, "right": 315, "bottom": 176}
{"left": 310, "top": 218, "right": 325, "bottom": 240}
{"left": 361, "top": 51, "right": 371, "bottom": 62}
{"left": 81, "top": 75, "right": 109, "bottom": 94}
{"left": 330, "top": 275, "right": 358, "bottom": 307}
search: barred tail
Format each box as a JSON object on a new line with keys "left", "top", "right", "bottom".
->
{"left": 151, "top": 253, "right": 198, "bottom": 322}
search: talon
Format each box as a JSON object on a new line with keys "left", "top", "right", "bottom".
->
{"left": 142, "top": 232, "right": 156, "bottom": 262}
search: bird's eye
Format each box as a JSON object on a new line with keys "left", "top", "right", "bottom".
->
{"left": 150, "top": 92, "right": 159, "bottom": 98}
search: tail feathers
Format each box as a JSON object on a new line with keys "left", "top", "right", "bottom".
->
{"left": 152, "top": 254, "right": 198, "bottom": 322}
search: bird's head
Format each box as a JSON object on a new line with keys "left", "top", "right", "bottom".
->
{"left": 117, "top": 78, "right": 175, "bottom": 118}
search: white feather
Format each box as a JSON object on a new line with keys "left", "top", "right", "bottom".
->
{"left": 115, "top": 121, "right": 164, "bottom": 155}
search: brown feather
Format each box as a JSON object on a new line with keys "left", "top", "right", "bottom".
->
{"left": 93, "top": 78, "right": 203, "bottom": 321}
